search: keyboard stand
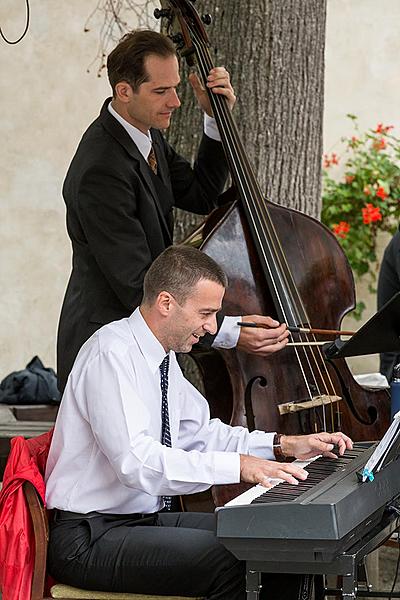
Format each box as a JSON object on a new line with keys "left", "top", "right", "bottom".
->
{"left": 245, "top": 510, "right": 400, "bottom": 599}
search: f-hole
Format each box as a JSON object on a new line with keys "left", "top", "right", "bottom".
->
{"left": 244, "top": 376, "right": 268, "bottom": 432}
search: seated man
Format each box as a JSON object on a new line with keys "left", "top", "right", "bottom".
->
{"left": 45, "top": 245, "right": 352, "bottom": 600}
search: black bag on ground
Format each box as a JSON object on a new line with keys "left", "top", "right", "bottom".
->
{"left": 0, "top": 356, "right": 60, "bottom": 405}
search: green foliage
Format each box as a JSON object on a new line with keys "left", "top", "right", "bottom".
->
{"left": 321, "top": 116, "right": 400, "bottom": 318}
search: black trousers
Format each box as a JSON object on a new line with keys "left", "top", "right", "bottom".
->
{"left": 48, "top": 511, "right": 312, "bottom": 600}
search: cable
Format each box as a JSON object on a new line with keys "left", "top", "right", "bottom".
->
{"left": 0, "top": 0, "right": 30, "bottom": 45}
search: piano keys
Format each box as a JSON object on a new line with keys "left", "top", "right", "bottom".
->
{"left": 224, "top": 456, "right": 318, "bottom": 508}
{"left": 216, "top": 441, "right": 400, "bottom": 563}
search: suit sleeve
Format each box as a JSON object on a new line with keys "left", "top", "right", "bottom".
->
{"left": 162, "top": 133, "right": 230, "bottom": 214}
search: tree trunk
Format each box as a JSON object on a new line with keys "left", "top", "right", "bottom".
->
{"left": 167, "top": 0, "right": 327, "bottom": 242}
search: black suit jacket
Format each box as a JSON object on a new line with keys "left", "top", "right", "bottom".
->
{"left": 57, "top": 99, "right": 229, "bottom": 391}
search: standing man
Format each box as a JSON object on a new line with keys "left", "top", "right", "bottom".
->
{"left": 57, "top": 29, "right": 289, "bottom": 392}
{"left": 46, "top": 245, "right": 352, "bottom": 599}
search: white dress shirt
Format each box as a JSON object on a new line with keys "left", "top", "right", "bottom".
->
{"left": 107, "top": 101, "right": 241, "bottom": 349}
{"left": 45, "top": 308, "right": 274, "bottom": 514}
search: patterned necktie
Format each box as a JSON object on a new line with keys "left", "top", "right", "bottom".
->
{"left": 159, "top": 354, "right": 172, "bottom": 510}
{"left": 148, "top": 146, "right": 158, "bottom": 175}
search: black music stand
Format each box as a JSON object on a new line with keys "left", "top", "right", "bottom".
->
{"left": 323, "top": 292, "right": 400, "bottom": 360}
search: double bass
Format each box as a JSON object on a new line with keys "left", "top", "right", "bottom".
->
{"left": 156, "top": 0, "right": 390, "bottom": 506}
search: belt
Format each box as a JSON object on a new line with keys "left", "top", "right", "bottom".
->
{"left": 54, "top": 509, "right": 157, "bottom": 521}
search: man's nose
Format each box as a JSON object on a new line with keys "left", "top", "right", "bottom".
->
{"left": 167, "top": 89, "right": 181, "bottom": 108}
{"left": 203, "top": 314, "right": 218, "bottom": 336}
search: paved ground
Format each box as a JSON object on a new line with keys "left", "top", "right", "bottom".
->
{"left": 374, "top": 544, "right": 400, "bottom": 597}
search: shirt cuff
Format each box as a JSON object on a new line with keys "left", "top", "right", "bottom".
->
{"left": 248, "top": 431, "right": 275, "bottom": 461}
{"left": 212, "top": 316, "right": 241, "bottom": 349}
{"left": 213, "top": 451, "right": 241, "bottom": 484}
{"left": 204, "top": 113, "right": 221, "bottom": 141}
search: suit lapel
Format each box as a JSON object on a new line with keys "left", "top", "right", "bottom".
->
{"left": 99, "top": 100, "right": 173, "bottom": 244}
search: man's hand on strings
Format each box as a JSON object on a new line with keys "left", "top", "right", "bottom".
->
{"left": 236, "top": 315, "right": 289, "bottom": 356}
{"left": 189, "top": 66, "right": 236, "bottom": 116}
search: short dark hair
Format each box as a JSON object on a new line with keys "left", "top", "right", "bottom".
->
{"left": 143, "top": 246, "right": 228, "bottom": 306}
{"left": 107, "top": 29, "right": 177, "bottom": 94}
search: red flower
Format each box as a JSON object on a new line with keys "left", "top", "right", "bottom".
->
{"left": 375, "top": 123, "right": 394, "bottom": 134}
{"left": 332, "top": 221, "right": 351, "bottom": 239}
{"left": 322, "top": 153, "right": 340, "bottom": 168}
{"left": 376, "top": 186, "right": 388, "bottom": 200}
{"left": 373, "top": 137, "right": 387, "bottom": 151}
{"left": 363, "top": 186, "right": 371, "bottom": 196}
{"left": 345, "top": 174, "right": 355, "bottom": 184}
{"left": 362, "top": 203, "right": 382, "bottom": 224}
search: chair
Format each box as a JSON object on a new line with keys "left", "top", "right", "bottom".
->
{"left": 24, "top": 480, "right": 204, "bottom": 600}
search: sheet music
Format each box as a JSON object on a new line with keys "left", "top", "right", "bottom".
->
{"left": 225, "top": 457, "right": 317, "bottom": 507}
{"left": 362, "top": 412, "right": 400, "bottom": 481}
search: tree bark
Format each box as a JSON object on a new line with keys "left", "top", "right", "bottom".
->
{"left": 167, "top": 0, "right": 327, "bottom": 242}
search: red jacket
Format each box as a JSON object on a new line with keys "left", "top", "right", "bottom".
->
{"left": 0, "top": 430, "right": 53, "bottom": 600}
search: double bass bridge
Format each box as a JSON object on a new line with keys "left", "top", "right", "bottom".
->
{"left": 278, "top": 394, "right": 342, "bottom": 415}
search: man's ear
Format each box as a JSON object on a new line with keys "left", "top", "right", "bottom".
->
{"left": 114, "top": 81, "right": 134, "bottom": 103}
{"left": 156, "top": 291, "right": 174, "bottom": 317}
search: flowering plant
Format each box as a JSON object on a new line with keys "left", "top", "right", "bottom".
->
{"left": 321, "top": 115, "right": 400, "bottom": 318}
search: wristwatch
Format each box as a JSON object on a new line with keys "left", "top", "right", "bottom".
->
{"left": 273, "top": 433, "right": 290, "bottom": 462}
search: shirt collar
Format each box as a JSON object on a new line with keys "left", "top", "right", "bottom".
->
{"left": 128, "top": 307, "right": 169, "bottom": 374}
{"left": 107, "top": 101, "right": 152, "bottom": 160}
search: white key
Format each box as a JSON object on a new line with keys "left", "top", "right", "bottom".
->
{"left": 225, "top": 457, "right": 318, "bottom": 507}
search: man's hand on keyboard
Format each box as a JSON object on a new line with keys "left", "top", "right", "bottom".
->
{"left": 239, "top": 455, "right": 309, "bottom": 487}
{"left": 281, "top": 431, "right": 353, "bottom": 461}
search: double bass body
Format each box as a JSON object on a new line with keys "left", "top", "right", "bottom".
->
{"left": 192, "top": 199, "right": 390, "bottom": 505}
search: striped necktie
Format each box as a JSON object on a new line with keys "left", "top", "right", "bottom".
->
{"left": 159, "top": 355, "right": 172, "bottom": 510}
{"left": 148, "top": 146, "right": 158, "bottom": 175}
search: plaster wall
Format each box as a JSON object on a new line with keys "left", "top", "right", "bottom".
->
{"left": 0, "top": 0, "right": 399, "bottom": 380}
{"left": 1, "top": 2, "right": 114, "bottom": 376}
